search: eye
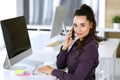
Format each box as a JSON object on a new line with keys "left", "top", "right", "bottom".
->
{"left": 73, "top": 24, "right": 77, "bottom": 27}
{"left": 81, "top": 24, "right": 85, "bottom": 27}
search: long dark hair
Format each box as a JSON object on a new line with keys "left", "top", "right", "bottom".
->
{"left": 73, "top": 4, "right": 103, "bottom": 51}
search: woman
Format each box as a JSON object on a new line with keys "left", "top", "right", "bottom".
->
{"left": 38, "top": 4, "right": 102, "bottom": 80}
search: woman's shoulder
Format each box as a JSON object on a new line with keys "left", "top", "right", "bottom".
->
{"left": 84, "top": 37, "right": 98, "bottom": 49}
{"left": 88, "top": 39, "right": 98, "bottom": 47}
{"left": 81, "top": 40, "right": 99, "bottom": 59}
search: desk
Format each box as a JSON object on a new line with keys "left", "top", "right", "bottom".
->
{"left": 0, "top": 31, "right": 58, "bottom": 80}
{"left": 0, "top": 31, "right": 120, "bottom": 80}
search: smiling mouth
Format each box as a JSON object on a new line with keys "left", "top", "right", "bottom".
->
{"left": 77, "top": 33, "right": 83, "bottom": 35}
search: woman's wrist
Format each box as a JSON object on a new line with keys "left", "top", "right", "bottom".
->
{"left": 62, "top": 45, "right": 68, "bottom": 50}
{"left": 49, "top": 68, "right": 54, "bottom": 75}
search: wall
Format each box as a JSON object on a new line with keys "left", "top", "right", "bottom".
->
{"left": 105, "top": 0, "right": 120, "bottom": 58}
{"left": 105, "top": 0, "right": 120, "bottom": 28}
{"left": 0, "top": 0, "right": 17, "bottom": 20}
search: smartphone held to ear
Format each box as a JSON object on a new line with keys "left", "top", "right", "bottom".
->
{"left": 71, "top": 28, "right": 75, "bottom": 40}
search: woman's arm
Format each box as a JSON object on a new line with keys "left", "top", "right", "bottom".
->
{"left": 52, "top": 44, "right": 99, "bottom": 80}
{"left": 56, "top": 46, "right": 69, "bottom": 69}
{"left": 56, "top": 29, "right": 74, "bottom": 69}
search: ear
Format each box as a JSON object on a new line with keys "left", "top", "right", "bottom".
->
{"left": 90, "top": 22, "right": 93, "bottom": 29}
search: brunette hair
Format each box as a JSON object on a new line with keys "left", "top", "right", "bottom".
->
{"left": 74, "top": 4, "right": 103, "bottom": 43}
{"left": 73, "top": 4, "right": 103, "bottom": 52}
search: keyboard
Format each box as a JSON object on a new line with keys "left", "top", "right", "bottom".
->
{"left": 46, "top": 40, "right": 63, "bottom": 47}
{"left": 32, "top": 62, "right": 56, "bottom": 75}
{"left": 44, "top": 40, "right": 64, "bottom": 51}
{"left": 32, "top": 63, "right": 56, "bottom": 74}
{"left": 31, "top": 64, "right": 57, "bottom": 80}
{"left": 32, "top": 64, "right": 46, "bottom": 75}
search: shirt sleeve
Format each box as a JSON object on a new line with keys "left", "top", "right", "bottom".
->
{"left": 52, "top": 44, "right": 99, "bottom": 80}
{"left": 56, "top": 46, "right": 69, "bottom": 69}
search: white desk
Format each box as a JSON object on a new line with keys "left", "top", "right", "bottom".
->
{"left": 0, "top": 31, "right": 58, "bottom": 80}
{"left": 0, "top": 31, "right": 120, "bottom": 80}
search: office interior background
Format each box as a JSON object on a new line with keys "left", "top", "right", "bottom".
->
{"left": 0, "top": 0, "right": 120, "bottom": 80}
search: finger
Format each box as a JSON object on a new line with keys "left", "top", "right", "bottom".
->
{"left": 37, "top": 67, "right": 44, "bottom": 71}
{"left": 66, "top": 30, "right": 72, "bottom": 35}
{"left": 68, "top": 29, "right": 72, "bottom": 33}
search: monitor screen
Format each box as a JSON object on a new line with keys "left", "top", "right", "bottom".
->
{"left": 0, "top": 16, "right": 32, "bottom": 69}
{"left": 50, "top": 5, "right": 67, "bottom": 38}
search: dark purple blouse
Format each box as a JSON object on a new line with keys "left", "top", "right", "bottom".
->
{"left": 52, "top": 36, "right": 99, "bottom": 80}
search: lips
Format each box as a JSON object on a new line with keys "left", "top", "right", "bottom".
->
{"left": 76, "top": 33, "right": 83, "bottom": 35}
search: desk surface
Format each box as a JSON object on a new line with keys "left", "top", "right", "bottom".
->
{"left": 0, "top": 31, "right": 120, "bottom": 80}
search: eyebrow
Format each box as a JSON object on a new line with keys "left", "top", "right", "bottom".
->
{"left": 73, "top": 23, "right": 86, "bottom": 27}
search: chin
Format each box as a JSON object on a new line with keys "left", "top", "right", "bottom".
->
{"left": 77, "top": 35, "right": 84, "bottom": 38}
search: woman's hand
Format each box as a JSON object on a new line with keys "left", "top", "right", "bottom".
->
{"left": 37, "top": 65, "right": 54, "bottom": 75}
{"left": 62, "top": 29, "right": 74, "bottom": 50}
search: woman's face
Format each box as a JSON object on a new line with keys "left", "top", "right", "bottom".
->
{"left": 73, "top": 16, "right": 93, "bottom": 40}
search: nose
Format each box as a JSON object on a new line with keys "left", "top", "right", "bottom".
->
{"left": 76, "top": 26, "right": 82, "bottom": 32}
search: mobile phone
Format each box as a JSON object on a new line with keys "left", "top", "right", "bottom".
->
{"left": 71, "top": 28, "right": 75, "bottom": 40}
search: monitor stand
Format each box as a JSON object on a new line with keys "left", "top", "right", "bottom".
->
{"left": 3, "top": 55, "right": 43, "bottom": 71}
{"left": 3, "top": 55, "right": 26, "bottom": 70}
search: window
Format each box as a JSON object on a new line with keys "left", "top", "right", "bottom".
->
{"left": 23, "top": 0, "right": 99, "bottom": 26}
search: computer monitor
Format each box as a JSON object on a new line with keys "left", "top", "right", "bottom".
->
{"left": 0, "top": 16, "right": 32, "bottom": 70}
{"left": 50, "top": 5, "right": 67, "bottom": 38}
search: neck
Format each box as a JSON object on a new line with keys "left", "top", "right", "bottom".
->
{"left": 80, "top": 38, "right": 83, "bottom": 41}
